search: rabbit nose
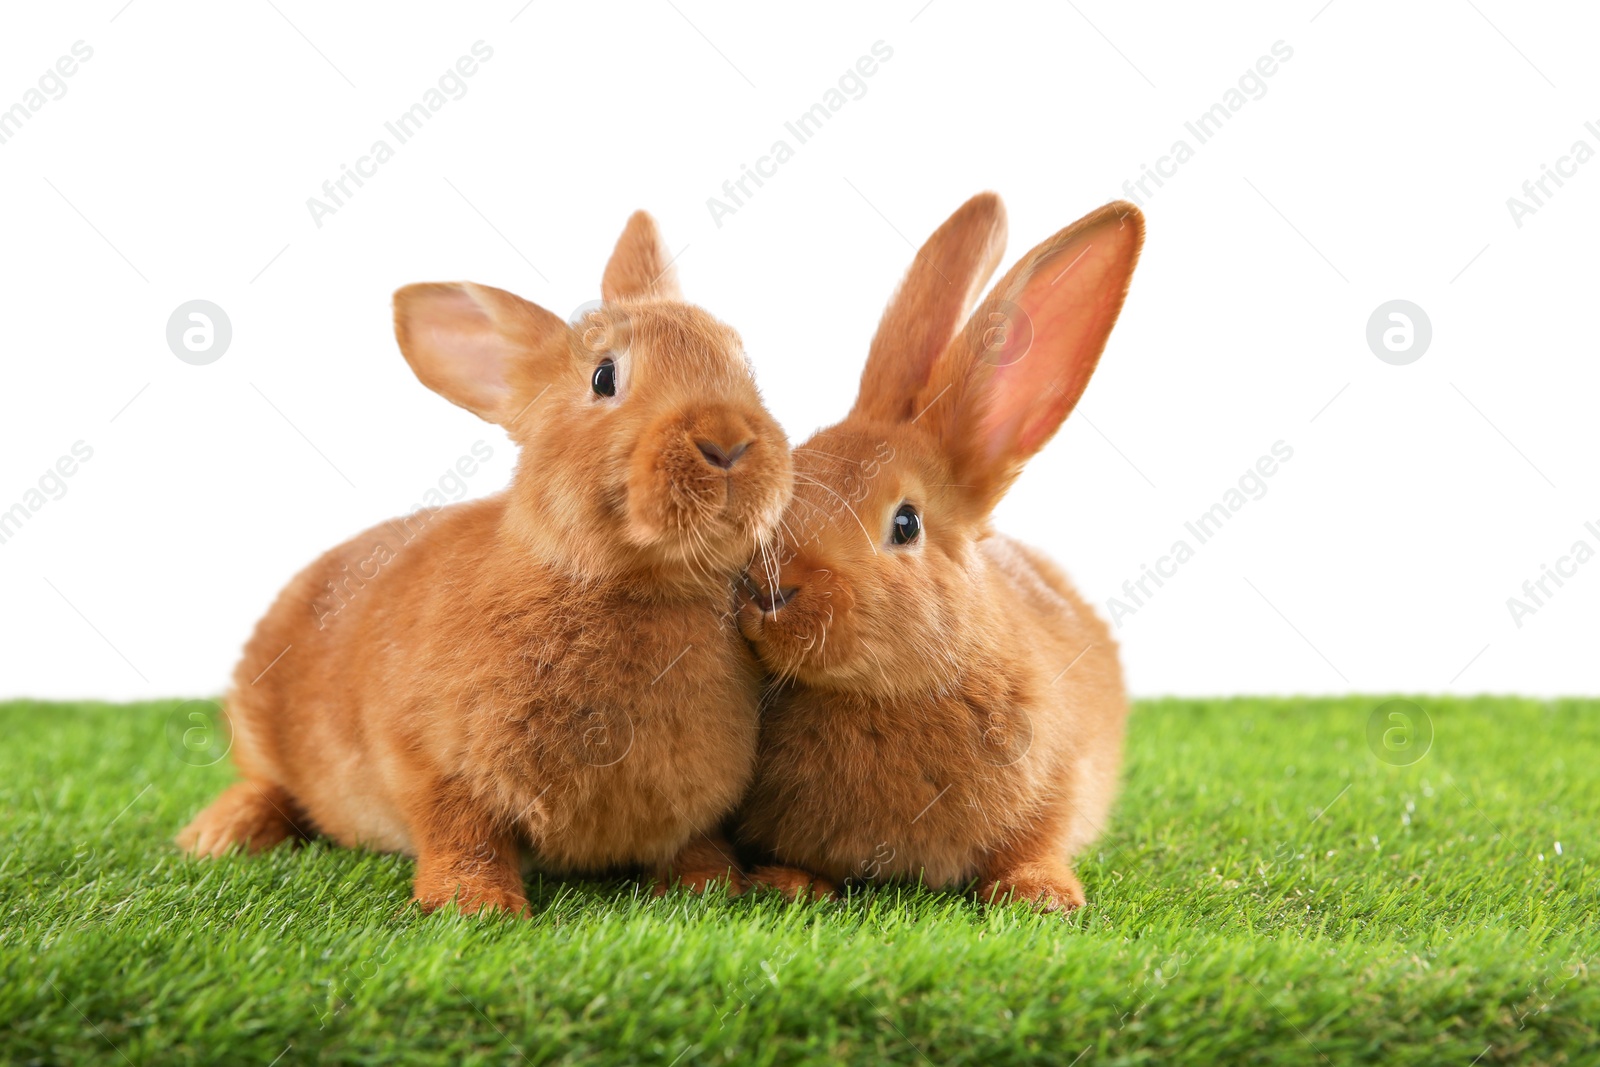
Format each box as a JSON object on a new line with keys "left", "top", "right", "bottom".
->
{"left": 744, "top": 575, "right": 798, "bottom": 613}
{"left": 696, "top": 439, "right": 749, "bottom": 470}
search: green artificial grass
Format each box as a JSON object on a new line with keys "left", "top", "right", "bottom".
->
{"left": 1, "top": 696, "right": 1594, "bottom": 1065}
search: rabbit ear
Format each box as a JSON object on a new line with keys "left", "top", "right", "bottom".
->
{"left": 914, "top": 201, "right": 1144, "bottom": 510}
{"left": 851, "top": 192, "right": 1008, "bottom": 424}
{"left": 602, "top": 210, "right": 683, "bottom": 303}
{"left": 393, "top": 282, "right": 567, "bottom": 425}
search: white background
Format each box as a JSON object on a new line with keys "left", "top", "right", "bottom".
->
{"left": 1, "top": 1, "right": 1595, "bottom": 701}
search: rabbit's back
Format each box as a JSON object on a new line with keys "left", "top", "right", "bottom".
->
{"left": 980, "top": 532, "right": 1128, "bottom": 857}
{"left": 224, "top": 497, "right": 507, "bottom": 851}
{"left": 225, "top": 496, "right": 762, "bottom": 866}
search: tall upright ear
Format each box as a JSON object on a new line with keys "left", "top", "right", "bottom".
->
{"left": 601, "top": 210, "right": 682, "bottom": 303}
{"left": 915, "top": 201, "right": 1144, "bottom": 509}
{"left": 851, "top": 192, "right": 1008, "bottom": 424}
{"left": 393, "top": 282, "right": 567, "bottom": 425}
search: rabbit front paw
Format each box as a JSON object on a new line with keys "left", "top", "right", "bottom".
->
{"left": 978, "top": 864, "right": 1086, "bottom": 914}
{"left": 653, "top": 831, "right": 749, "bottom": 896}
{"left": 411, "top": 834, "right": 529, "bottom": 917}
{"left": 748, "top": 865, "right": 840, "bottom": 901}
{"left": 412, "top": 873, "right": 529, "bottom": 917}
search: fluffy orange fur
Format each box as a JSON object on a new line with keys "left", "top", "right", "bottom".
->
{"left": 736, "top": 194, "right": 1144, "bottom": 912}
{"left": 178, "top": 211, "right": 793, "bottom": 915}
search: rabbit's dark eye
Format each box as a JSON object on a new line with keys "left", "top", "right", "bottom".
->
{"left": 592, "top": 359, "right": 616, "bottom": 397}
{"left": 891, "top": 503, "right": 921, "bottom": 545}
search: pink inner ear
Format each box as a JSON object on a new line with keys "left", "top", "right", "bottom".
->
{"left": 407, "top": 287, "right": 514, "bottom": 419}
{"left": 980, "top": 234, "right": 1135, "bottom": 463}
{"left": 434, "top": 315, "right": 512, "bottom": 404}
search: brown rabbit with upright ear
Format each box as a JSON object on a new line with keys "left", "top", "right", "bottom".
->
{"left": 178, "top": 212, "right": 793, "bottom": 914}
{"left": 736, "top": 193, "right": 1142, "bottom": 912}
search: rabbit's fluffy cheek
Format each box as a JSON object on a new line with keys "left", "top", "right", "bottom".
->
{"left": 738, "top": 564, "right": 861, "bottom": 683}
{"left": 744, "top": 518, "right": 975, "bottom": 695}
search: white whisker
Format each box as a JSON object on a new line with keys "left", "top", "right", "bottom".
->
{"left": 794, "top": 473, "right": 877, "bottom": 556}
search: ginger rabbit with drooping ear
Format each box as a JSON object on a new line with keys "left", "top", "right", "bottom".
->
{"left": 179, "top": 211, "right": 793, "bottom": 914}
{"left": 736, "top": 193, "right": 1142, "bottom": 911}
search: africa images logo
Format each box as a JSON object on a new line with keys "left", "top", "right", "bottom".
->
{"left": 705, "top": 41, "right": 894, "bottom": 227}
{"left": 305, "top": 41, "right": 495, "bottom": 228}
